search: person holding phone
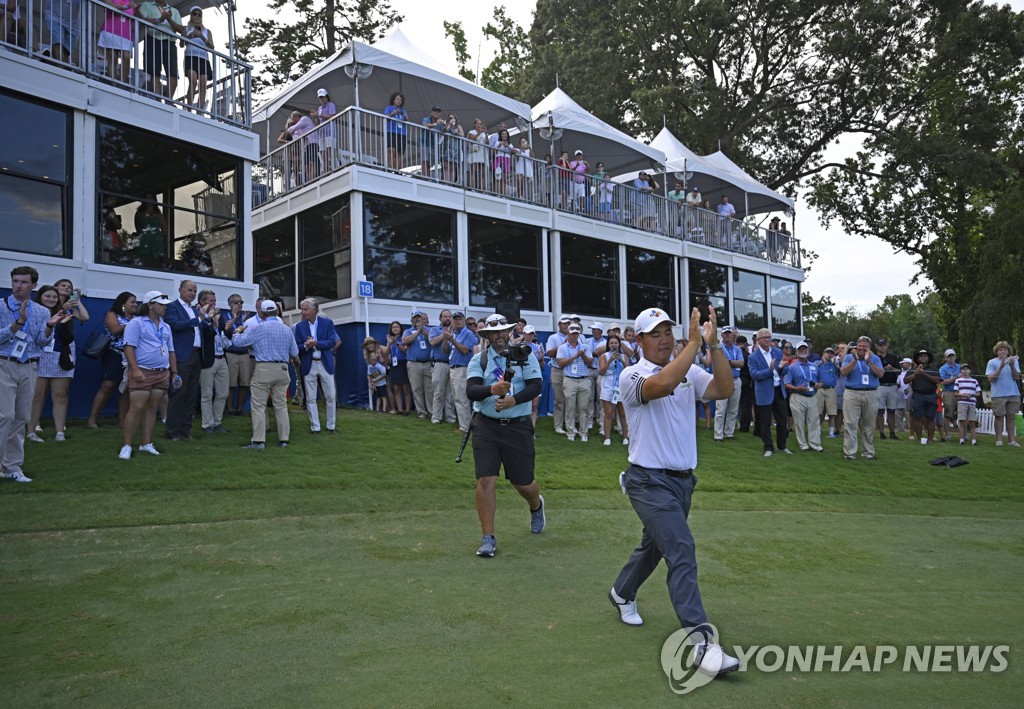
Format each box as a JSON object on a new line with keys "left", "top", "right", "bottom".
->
{"left": 839, "top": 335, "right": 885, "bottom": 460}
{"left": 986, "top": 341, "right": 1021, "bottom": 447}
{"left": 183, "top": 6, "right": 214, "bottom": 111}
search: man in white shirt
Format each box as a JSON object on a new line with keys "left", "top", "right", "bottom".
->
{"left": 608, "top": 305, "right": 739, "bottom": 680}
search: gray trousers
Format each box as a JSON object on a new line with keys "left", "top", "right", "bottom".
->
{"left": 613, "top": 464, "right": 707, "bottom": 628}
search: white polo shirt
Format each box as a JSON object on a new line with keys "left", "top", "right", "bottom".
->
{"left": 620, "top": 356, "right": 713, "bottom": 471}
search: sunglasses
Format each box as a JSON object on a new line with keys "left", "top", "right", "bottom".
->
{"left": 487, "top": 319, "right": 508, "bottom": 326}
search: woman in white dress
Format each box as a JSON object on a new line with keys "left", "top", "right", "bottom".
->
{"left": 513, "top": 136, "right": 533, "bottom": 200}
{"left": 466, "top": 118, "right": 488, "bottom": 190}
{"left": 598, "top": 334, "right": 630, "bottom": 446}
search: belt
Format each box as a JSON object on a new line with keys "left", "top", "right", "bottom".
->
{"left": 432, "top": 359, "right": 448, "bottom": 363}
{"left": 450, "top": 365, "right": 466, "bottom": 369}
{"left": 141, "top": 367, "right": 167, "bottom": 371}
{"left": 847, "top": 387, "right": 877, "bottom": 391}
{"left": 635, "top": 465, "right": 693, "bottom": 479}
{"left": 0, "top": 355, "right": 39, "bottom": 364}
{"left": 214, "top": 355, "right": 225, "bottom": 359}
{"left": 479, "top": 414, "right": 530, "bottom": 426}
{"left": 822, "top": 386, "right": 834, "bottom": 389}
{"left": 258, "top": 360, "right": 288, "bottom": 364}
{"left": 566, "top": 376, "right": 589, "bottom": 379}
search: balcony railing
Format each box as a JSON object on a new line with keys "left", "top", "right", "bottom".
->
{"left": 252, "top": 106, "right": 800, "bottom": 267}
{"left": 1, "top": 0, "right": 251, "bottom": 128}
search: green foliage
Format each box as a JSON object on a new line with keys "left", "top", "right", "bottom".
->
{"left": 479, "top": 6, "right": 532, "bottom": 99}
{"left": 443, "top": 20, "right": 475, "bottom": 82}
{"left": 804, "top": 291, "right": 948, "bottom": 356}
{"left": 236, "top": 0, "right": 402, "bottom": 97}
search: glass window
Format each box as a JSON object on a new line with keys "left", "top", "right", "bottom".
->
{"left": 561, "top": 234, "right": 619, "bottom": 318}
{"left": 0, "top": 90, "right": 71, "bottom": 256}
{"left": 364, "top": 197, "right": 456, "bottom": 304}
{"left": 469, "top": 217, "right": 542, "bottom": 310}
{"left": 254, "top": 218, "right": 296, "bottom": 309}
{"left": 96, "top": 121, "right": 242, "bottom": 279}
{"left": 688, "top": 260, "right": 729, "bottom": 325}
{"left": 733, "top": 269, "right": 766, "bottom": 331}
{"left": 627, "top": 247, "right": 674, "bottom": 318}
{"left": 299, "top": 196, "right": 351, "bottom": 302}
{"left": 771, "top": 277, "right": 800, "bottom": 334}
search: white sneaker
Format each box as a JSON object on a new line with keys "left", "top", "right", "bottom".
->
{"left": 608, "top": 587, "right": 643, "bottom": 626}
{"left": 4, "top": 470, "right": 32, "bottom": 483}
{"left": 995, "top": 440, "right": 1003, "bottom": 447}
{"left": 921, "top": 438, "right": 928, "bottom": 445}
{"left": 780, "top": 448, "right": 793, "bottom": 455}
{"left": 1010, "top": 441, "right": 1021, "bottom": 448}
{"left": 139, "top": 443, "right": 160, "bottom": 456}
{"left": 118, "top": 445, "right": 132, "bottom": 460}
{"left": 566, "top": 434, "right": 576, "bottom": 442}
{"left": 764, "top": 450, "right": 773, "bottom": 457}
{"left": 603, "top": 438, "right": 611, "bottom": 446}
{"left": 580, "top": 433, "right": 589, "bottom": 442}
{"left": 695, "top": 641, "right": 741, "bottom": 677}
{"left": 554, "top": 427, "right": 566, "bottom": 435}
{"left": 622, "top": 437, "right": 629, "bottom": 445}
{"left": 27, "top": 433, "right": 44, "bottom": 443}
{"left": 55, "top": 432, "right": 65, "bottom": 441}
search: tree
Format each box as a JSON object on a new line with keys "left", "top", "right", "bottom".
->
{"left": 444, "top": 7, "right": 532, "bottom": 98}
{"left": 443, "top": 21, "right": 475, "bottom": 83}
{"left": 801, "top": 291, "right": 835, "bottom": 325}
{"left": 236, "top": 0, "right": 402, "bottom": 96}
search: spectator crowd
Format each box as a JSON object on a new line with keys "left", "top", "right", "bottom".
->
{"left": 2, "top": 265, "right": 1021, "bottom": 483}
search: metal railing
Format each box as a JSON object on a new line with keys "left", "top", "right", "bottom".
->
{"left": 252, "top": 106, "right": 800, "bottom": 267}
{"left": 1, "top": 0, "right": 251, "bottom": 128}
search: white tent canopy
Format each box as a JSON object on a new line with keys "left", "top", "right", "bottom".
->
{"left": 531, "top": 88, "right": 666, "bottom": 175}
{"left": 251, "top": 27, "right": 532, "bottom": 155}
{"left": 649, "top": 126, "right": 704, "bottom": 164}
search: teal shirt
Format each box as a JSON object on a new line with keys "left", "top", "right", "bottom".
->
{"left": 467, "top": 345, "right": 542, "bottom": 419}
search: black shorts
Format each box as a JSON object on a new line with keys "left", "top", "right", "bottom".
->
{"left": 471, "top": 415, "right": 536, "bottom": 485}
{"left": 145, "top": 37, "right": 178, "bottom": 78}
{"left": 387, "top": 132, "right": 407, "bottom": 153}
{"left": 912, "top": 391, "right": 938, "bottom": 418}
{"left": 184, "top": 55, "right": 212, "bottom": 79}
{"left": 388, "top": 360, "right": 408, "bottom": 385}
{"left": 101, "top": 348, "right": 125, "bottom": 382}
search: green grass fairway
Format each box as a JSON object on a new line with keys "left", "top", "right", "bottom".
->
{"left": 2, "top": 409, "right": 1022, "bottom": 706}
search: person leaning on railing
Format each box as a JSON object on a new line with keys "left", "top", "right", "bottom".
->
{"left": 440, "top": 113, "right": 464, "bottom": 184}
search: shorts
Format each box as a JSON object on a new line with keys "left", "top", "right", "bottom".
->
{"left": 387, "top": 132, "right": 407, "bottom": 153}
{"left": 184, "top": 55, "right": 212, "bottom": 79}
{"left": 304, "top": 142, "right": 320, "bottom": 167}
{"left": 818, "top": 387, "right": 837, "bottom": 416}
{"left": 45, "top": 9, "right": 79, "bottom": 52}
{"left": 598, "top": 202, "right": 612, "bottom": 213}
{"left": 226, "top": 352, "right": 254, "bottom": 386}
{"left": 101, "top": 348, "right": 126, "bottom": 382}
{"left": 572, "top": 182, "right": 585, "bottom": 199}
{"left": 145, "top": 36, "right": 178, "bottom": 79}
{"left": 877, "top": 385, "right": 901, "bottom": 410}
{"left": 471, "top": 415, "right": 536, "bottom": 485}
{"left": 911, "top": 391, "right": 937, "bottom": 419}
{"left": 956, "top": 402, "right": 978, "bottom": 422}
{"left": 129, "top": 368, "right": 170, "bottom": 393}
{"left": 991, "top": 396, "right": 1021, "bottom": 417}
{"left": 942, "top": 391, "right": 958, "bottom": 421}
{"left": 388, "top": 360, "right": 408, "bottom": 386}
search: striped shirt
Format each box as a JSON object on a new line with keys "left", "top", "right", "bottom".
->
{"left": 230, "top": 316, "right": 298, "bottom": 362}
{"left": 954, "top": 376, "right": 980, "bottom": 405}
{"left": 0, "top": 295, "right": 54, "bottom": 361}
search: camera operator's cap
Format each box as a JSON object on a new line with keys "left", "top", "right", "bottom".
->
{"left": 796, "top": 341, "right": 810, "bottom": 350}
{"left": 557, "top": 315, "right": 571, "bottom": 324}
{"left": 590, "top": 321, "right": 604, "bottom": 331}
{"left": 634, "top": 308, "right": 676, "bottom": 334}
{"left": 452, "top": 311, "right": 465, "bottom": 319}
{"left": 260, "top": 300, "right": 278, "bottom": 313}
{"left": 944, "top": 348, "right": 956, "bottom": 357}
{"left": 142, "top": 290, "right": 172, "bottom": 305}
{"left": 568, "top": 323, "right": 583, "bottom": 333}
{"left": 316, "top": 88, "right": 328, "bottom": 98}
{"left": 477, "top": 314, "right": 515, "bottom": 334}
{"left": 900, "top": 357, "right": 913, "bottom": 364}
{"left": 523, "top": 325, "right": 536, "bottom": 334}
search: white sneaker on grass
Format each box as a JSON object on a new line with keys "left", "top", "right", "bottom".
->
{"left": 3, "top": 470, "right": 32, "bottom": 482}
{"left": 118, "top": 445, "right": 132, "bottom": 460}
{"left": 27, "top": 433, "right": 44, "bottom": 443}
{"left": 603, "top": 438, "right": 611, "bottom": 446}
{"left": 608, "top": 587, "right": 643, "bottom": 626}
{"left": 139, "top": 443, "right": 160, "bottom": 456}
{"left": 695, "top": 641, "right": 741, "bottom": 677}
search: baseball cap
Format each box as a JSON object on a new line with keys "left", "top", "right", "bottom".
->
{"left": 590, "top": 321, "right": 604, "bottom": 330}
{"left": 608, "top": 323, "right": 622, "bottom": 331}
{"left": 411, "top": 309, "right": 426, "bottom": 318}
{"left": 574, "top": 149, "right": 583, "bottom": 155}
{"left": 558, "top": 315, "right": 571, "bottom": 324}
{"left": 142, "top": 290, "right": 172, "bottom": 305}
{"left": 796, "top": 341, "right": 809, "bottom": 350}
{"left": 260, "top": 300, "right": 278, "bottom": 313}
{"left": 431, "top": 105, "right": 442, "bottom": 112}
{"left": 316, "top": 88, "right": 328, "bottom": 98}
{"left": 452, "top": 311, "right": 465, "bottom": 319}
{"left": 877, "top": 338, "right": 888, "bottom": 345}
{"left": 721, "top": 325, "right": 735, "bottom": 333}
{"left": 568, "top": 324, "right": 583, "bottom": 333}
{"left": 568, "top": 314, "right": 581, "bottom": 321}
{"left": 944, "top": 348, "right": 956, "bottom": 357}
{"left": 523, "top": 325, "right": 536, "bottom": 334}
{"left": 824, "top": 347, "right": 835, "bottom": 353}
{"left": 633, "top": 308, "right": 676, "bottom": 334}
{"left": 900, "top": 357, "right": 913, "bottom": 364}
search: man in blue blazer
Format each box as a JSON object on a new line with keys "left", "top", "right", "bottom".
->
{"left": 164, "top": 280, "right": 213, "bottom": 440}
{"left": 747, "top": 327, "right": 791, "bottom": 456}
{"left": 294, "top": 297, "right": 341, "bottom": 433}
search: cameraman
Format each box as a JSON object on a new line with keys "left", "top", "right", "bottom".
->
{"left": 466, "top": 314, "right": 546, "bottom": 558}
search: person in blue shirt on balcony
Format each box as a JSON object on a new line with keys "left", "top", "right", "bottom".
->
{"left": 384, "top": 92, "right": 409, "bottom": 170}
{"left": 313, "top": 88, "right": 338, "bottom": 170}
{"left": 419, "top": 105, "right": 444, "bottom": 180}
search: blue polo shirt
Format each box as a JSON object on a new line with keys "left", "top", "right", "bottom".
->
{"left": 722, "top": 343, "right": 743, "bottom": 378}
{"left": 818, "top": 360, "right": 838, "bottom": 388}
{"left": 842, "top": 353, "right": 883, "bottom": 389}
{"left": 449, "top": 326, "right": 478, "bottom": 367}
{"left": 428, "top": 326, "right": 449, "bottom": 362}
{"left": 123, "top": 315, "right": 173, "bottom": 369}
{"left": 785, "top": 360, "right": 820, "bottom": 396}
{"left": 403, "top": 326, "right": 431, "bottom": 363}
{"left": 938, "top": 362, "right": 960, "bottom": 392}
{"left": 468, "top": 346, "right": 542, "bottom": 419}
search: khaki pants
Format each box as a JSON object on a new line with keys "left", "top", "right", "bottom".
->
{"left": 713, "top": 382, "right": 741, "bottom": 439}
{"left": 0, "top": 359, "right": 37, "bottom": 473}
{"left": 791, "top": 394, "right": 822, "bottom": 450}
{"left": 450, "top": 366, "right": 472, "bottom": 431}
{"left": 303, "top": 359, "right": 336, "bottom": 432}
{"left": 200, "top": 357, "right": 229, "bottom": 429}
{"left": 843, "top": 388, "right": 878, "bottom": 458}
{"left": 550, "top": 367, "right": 565, "bottom": 431}
{"left": 563, "top": 375, "right": 592, "bottom": 436}
{"left": 431, "top": 361, "right": 456, "bottom": 423}
{"left": 407, "top": 361, "right": 433, "bottom": 417}
{"left": 250, "top": 362, "right": 290, "bottom": 444}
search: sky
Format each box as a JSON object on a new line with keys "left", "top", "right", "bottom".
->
{"left": 213, "top": 0, "right": 1024, "bottom": 314}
